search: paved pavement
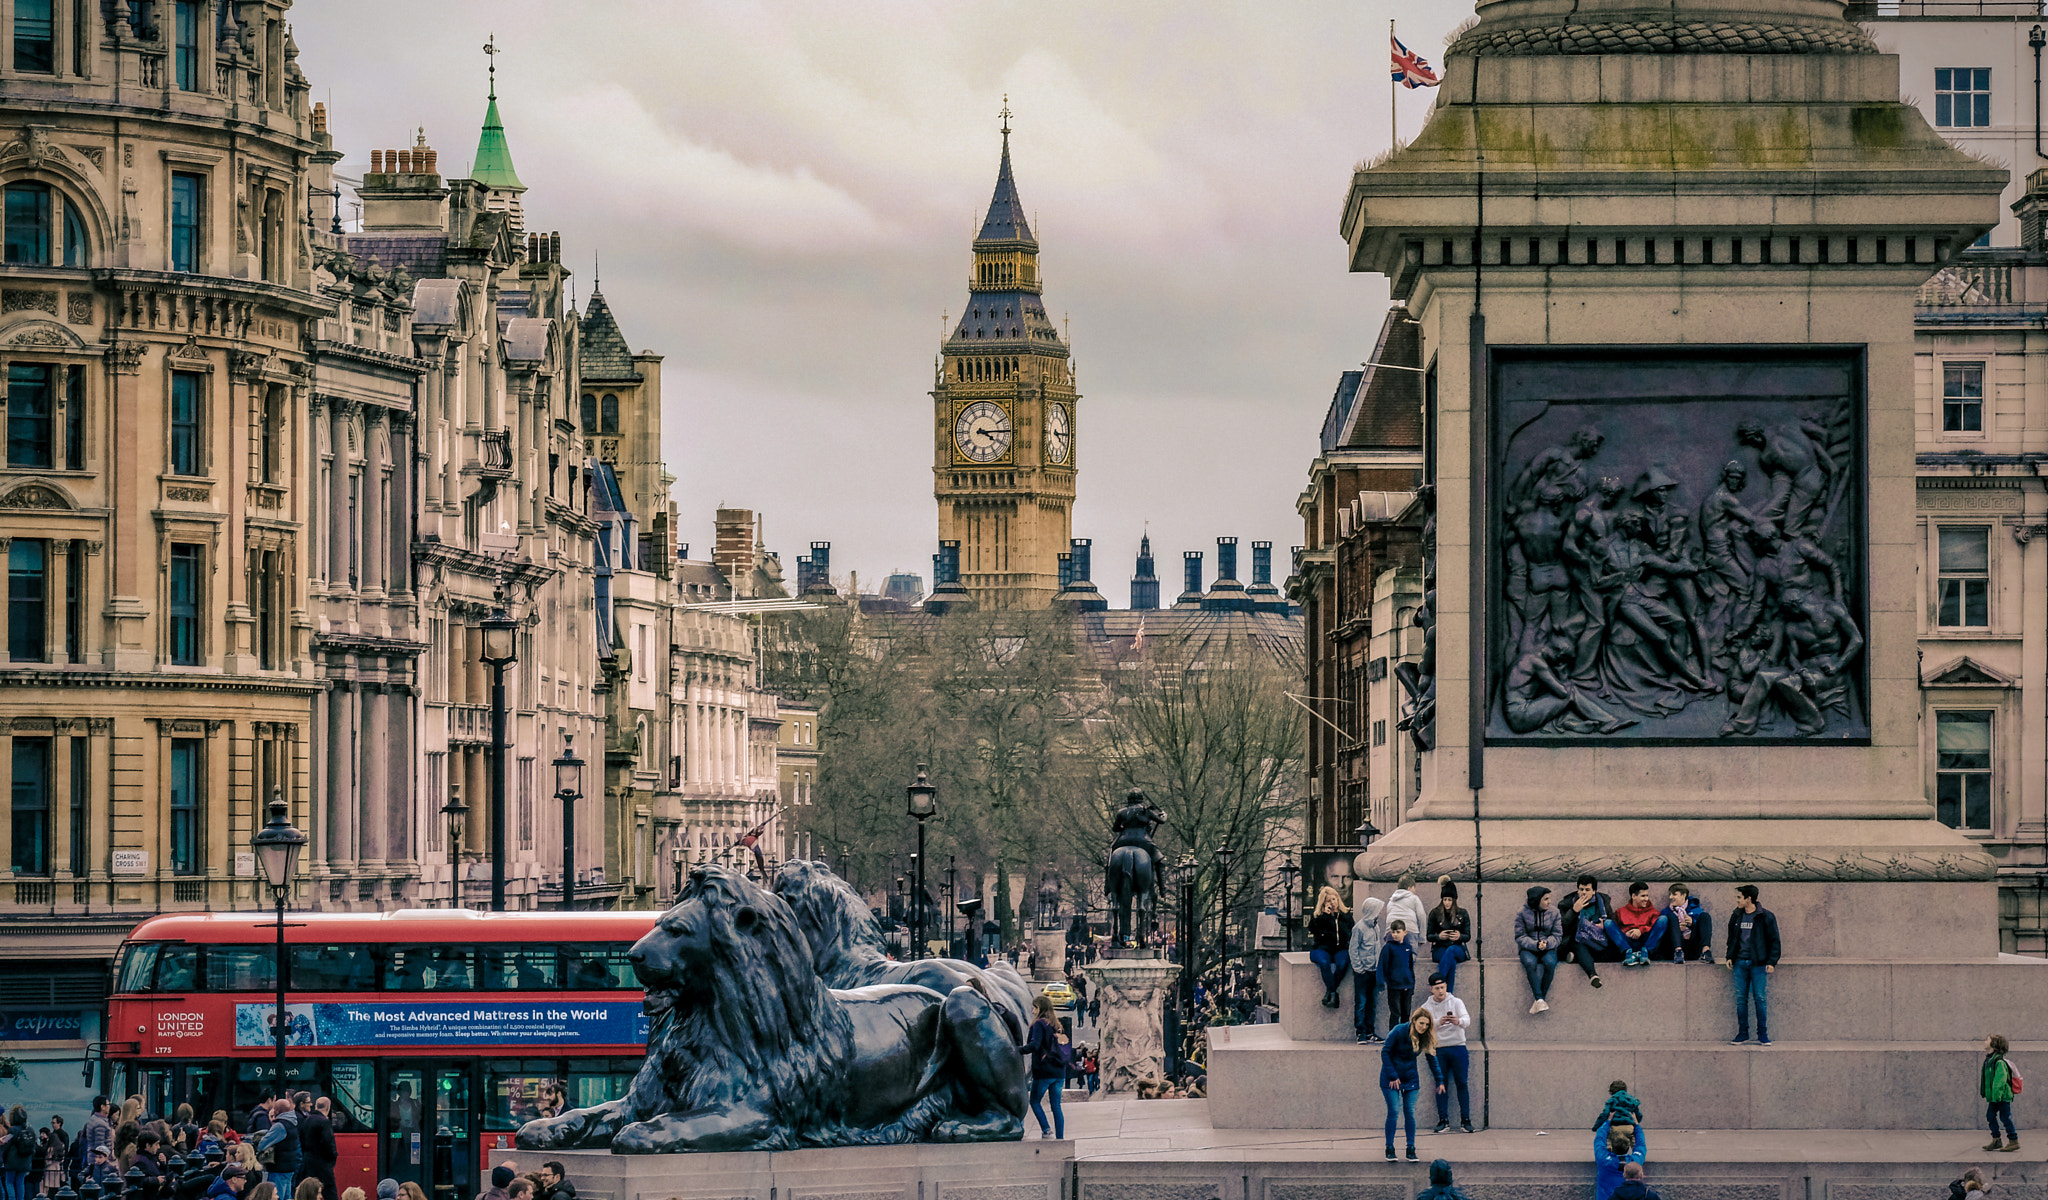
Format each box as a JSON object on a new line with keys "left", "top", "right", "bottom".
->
{"left": 1059, "top": 1096, "right": 2044, "bottom": 1168}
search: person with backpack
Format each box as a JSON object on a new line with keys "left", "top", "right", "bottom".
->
{"left": 1562, "top": 876, "right": 1621, "bottom": 989}
{"left": 1024, "top": 995, "right": 1070, "bottom": 1139}
{"left": 0, "top": 1107, "right": 37, "bottom": 1200}
{"left": 1982, "top": 1032, "right": 2020, "bottom": 1153}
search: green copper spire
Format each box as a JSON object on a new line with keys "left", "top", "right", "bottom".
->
{"left": 473, "top": 34, "right": 526, "bottom": 192}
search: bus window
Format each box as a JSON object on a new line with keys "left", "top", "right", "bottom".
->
{"left": 384, "top": 947, "right": 475, "bottom": 991}
{"left": 560, "top": 945, "right": 634, "bottom": 990}
{"left": 157, "top": 945, "right": 199, "bottom": 992}
{"left": 565, "top": 1059, "right": 636, "bottom": 1110}
{"left": 206, "top": 947, "right": 277, "bottom": 991}
{"left": 328, "top": 1061, "right": 374, "bottom": 1131}
{"left": 480, "top": 947, "right": 556, "bottom": 990}
{"left": 483, "top": 1061, "right": 563, "bottom": 1131}
{"left": 116, "top": 943, "right": 160, "bottom": 992}
{"left": 292, "top": 945, "right": 376, "bottom": 991}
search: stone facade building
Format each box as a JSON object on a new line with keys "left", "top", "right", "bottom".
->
{"left": 0, "top": 0, "right": 327, "bottom": 1107}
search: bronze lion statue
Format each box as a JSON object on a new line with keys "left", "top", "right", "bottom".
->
{"left": 515, "top": 866, "right": 1025, "bottom": 1152}
{"left": 773, "top": 859, "right": 1034, "bottom": 1045}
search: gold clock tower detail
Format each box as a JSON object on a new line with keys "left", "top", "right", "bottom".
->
{"left": 932, "top": 103, "right": 1078, "bottom": 609}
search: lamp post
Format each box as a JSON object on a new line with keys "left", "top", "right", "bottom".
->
{"left": 945, "top": 854, "right": 958, "bottom": 955}
{"left": 671, "top": 844, "right": 688, "bottom": 898}
{"left": 439, "top": 785, "right": 469, "bottom": 909}
{"left": 554, "top": 735, "right": 584, "bottom": 912}
{"left": 250, "top": 789, "right": 305, "bottom": 1096}
{"left": 905, "top": 764, "right": 937, "bottom": 960}
{"left": 1356, "top": 818, "right": 1381, "bottom": 851}
{"left": 1212, "top": 844, "right": 1236, "bottom": 971}
{"left": 1175, "top": 852, "right": 1198, "bottom": 1020}
{"left": 479, "top": 607, "right": 520, "bottom": 911}
{"left": 1278, "top": 859, "right": 1301, "bottom": 952}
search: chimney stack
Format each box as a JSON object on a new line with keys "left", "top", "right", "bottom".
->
{"left": 1177, "top": 552, "right": 1205, "bottom": 606}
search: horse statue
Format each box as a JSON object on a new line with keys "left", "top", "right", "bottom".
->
{"left": 1105, "top": 789, "right": 1165, "bottom": 948}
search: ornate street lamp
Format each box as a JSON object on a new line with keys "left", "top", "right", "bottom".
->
{"left": 250, "top": 789, "right": 305, "bottom": 1096}
{"left": 554, "top": 734, "right": 584, "bottom": 911}
{"left": 1212, "top": 844, "right": 1236, "bottom": 968}
{"left": 1278, "top": 859, "right": 1301, "bottom": 952}
{"left": 671, "top": 844, "right": 688, "bottom": 898}
{"left": 479, "top": 607, "right": 520, "bottom": 911}
{"left": 440, "top": 784, "right": 469, "bottom": 909}
{"left": 1356, "top": 819, "right": 1381, "bottom": 850}
{"left": 906, "top": 764, "right": 937, "bottom": 959}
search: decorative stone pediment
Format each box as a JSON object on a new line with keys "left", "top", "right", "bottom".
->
{"left": 1923, "top": 655, "right": 2015, "bottom": 688}
{"left": 1, "top": 318, "right": 88, "bottom": 350}
{"left": 0, "top": 483, "right": 75, "bottom": 510}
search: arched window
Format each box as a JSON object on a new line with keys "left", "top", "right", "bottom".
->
{"left": 580, "top": 393, "right": 598, "bottom": 430}
{"left": 4, "top": 182, "right": 49, "bottom": 264}
{"left": 601, "top": 393, "right": 619, "bottom": 434}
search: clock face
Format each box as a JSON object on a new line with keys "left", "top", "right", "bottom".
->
{"left": 1044, "top": 403, "right": 1071, "bottom": 465}
{"left": 955, "top": 400, "right": 1012, "bottom": 463}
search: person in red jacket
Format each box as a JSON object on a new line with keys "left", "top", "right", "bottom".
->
{"left": 1613, "top": 882, "right": 1669, "bottom": 968}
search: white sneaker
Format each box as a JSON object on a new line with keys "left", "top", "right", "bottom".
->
{"left": 1532, "top": 999, "right": 1549, "bottom": 1014}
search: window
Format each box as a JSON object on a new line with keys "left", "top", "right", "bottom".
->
{"left": 173, "top": 0, "right": 199, "bottom": 90}
{"left": 169, "top": 172, "right": 201, "bottom": 272}
{"left": 6, "top": 363, "right": 51, "bottom": 468}
{"left": 68, "top": 735, "right": 86, "bottom": 876}
{"left": 259, "top": 386, "right": 282, "bottom": 482}
{"left": 169, "top": 371, "right": 202, "bottom": 475}
{"left": 1943, "top": 362, "right": 1983, "bottom": 433}
{"left": 9, "top": 539, "right": 47, "bottom": 662}
{"left": 3, "top": 182, "right": 49, "bottom": 263}
{"left": 580, "top": 393, "right": 597, "bottom": 431}
{"left": 13, "top": 0, "right": 53, "bottom": 72}
{"left": 1936, "top": 526, "right": 1989, "bottom": 628}
{"left": 61, "top": 195, "right": 84, "bottom": 265}
{"left": 168, "top": 543, "right": 201, "bottom": 664}
{"left": 63, "top": 539, "right": 80, "bottom": 660}
{"left": 601, "top": 393, "right": 618, "bottom": 434}
{"left": 253, "top": 548, "right": 279, "bottom": 669}
{"left": 64, "top": 364, "right": 84, "bottom": 469}
{"left": 11, "top": 737, "right": 50, "bottom": 875}
{"left": 1935, "top": 68, "right": 1992, "bottom": 129}
{"left": 1935, "top": 710, "right": 1992, "bottom": 831}
{"left": 168, "top": 737, "right": 200, "bottom": 875}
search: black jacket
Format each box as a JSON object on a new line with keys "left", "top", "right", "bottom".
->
{"left": 1307, "top": 911, "right": 1353, "bottom": 954}
{"left": 1609, "top": 1182, "right": 1660, "bottom": 1200}
{"left": 1724, "top": 905, "right": 1781, "bottom": 966}
{"left": 299, "top": 1113, "right": 337, "bottom": 1168}
{"left": 1561, "top": 892, "right": 1615, "bottom": 945}
{"left": 1426, "top": 905, "right": 1470, "bottom": 951}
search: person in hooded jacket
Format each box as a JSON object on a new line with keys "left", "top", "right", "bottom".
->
{"left": 1609, "top": 1162, "right": 1660, "bottom": 1200}
{"left": 1413, "top": 1159, "right": 1470, "bottom": 1200}
{"left": 206, "top": 1165, "right": 251, "bottom": 1200}
{"left": 1384, "top": 873, "right": 1430, "bottom": 967}
{"left": 1514, "top": 886, "right": 1563, "bottom": 1013}
{"left": 1349, "top": 891, "right": 1387, "bottom": 1043}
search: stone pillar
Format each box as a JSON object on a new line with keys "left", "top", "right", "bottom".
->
{"left": 1032, "top": 929, "right": 1067, "bottom": 982}
{"left": 1089, "top": 955, "right": 1178, "bottom": 1095}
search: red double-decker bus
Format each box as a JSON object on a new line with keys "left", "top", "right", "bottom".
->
{"left": 102, "top": 909, "right": 659, "bottom": 1200}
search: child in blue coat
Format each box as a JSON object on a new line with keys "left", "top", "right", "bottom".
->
{"left": 1379, "top": 921, "right": 1417, "bottom": 1033}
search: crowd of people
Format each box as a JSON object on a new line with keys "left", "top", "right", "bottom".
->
{"left": 0, "top": 1094, "right": 582, "bottom": 1200}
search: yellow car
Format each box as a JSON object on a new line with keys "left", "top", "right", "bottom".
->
{"left": 1041, "top": 982, "right": 1077, "bottom": 1010}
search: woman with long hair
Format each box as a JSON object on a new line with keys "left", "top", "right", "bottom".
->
{"left": 293, "top": 1175, "right": 324, "bottom": 1200}
{"left": 1379, "top": 1007, "right": 1437, "bottom": 1163}
{"left": 1425, "top": 878, "right": 1471, "bottom": 991}
{"left": 1306, "top": 887, "right": 1355, "bottom": 1009}
{"left": 1023, "top": 994, "right": 1071, "bottom": 1139}
{"left": 398, "top": 1182, "right": 429, "bottom": 1200}
{"left": 0, "top": 1105, "right": 33, "bottom": 1200}
{"left": 231, "top": 1141, "right": 264, "bottom": 1189}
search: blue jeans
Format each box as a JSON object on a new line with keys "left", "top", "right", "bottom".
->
{"left": 1433, "top": 943, "right": 1469, "bottom": 989}
{"left": 1431, "top": 1043, "right": 1472, "bottom": 1126}
{"left": 0, "top": 1170, "right": 25, "bottom": 1200}
{"left": 1519, "top": 946, "right": 1557, "bottom": 1000}
{"left": 1030, "top": 1076, "right": 1065, "bottom": 1137}
{"left": 1381, "top": 1082, "right": 1417, "bottom": 1149}
{"left": 1352, "top": 969, "right": 1380, "bottom": 1036}
{"left": 1657, "top": 911, "right": 1714, "bottom": 961}
{"left": 1310, "top": 947, "right": 1349, "bottom": 993}
{"left": 1989, "top": 1100, "right": 2017, "bottom": 1139}
{"left": 1615, "top": 913, "right": 1669, "bottom": 958}
{"left": 271, "top": 1172, "right": 297, "bottom": 1200}
{"left": 1732, "top": 960, "right": 1770, "bottom": 1039}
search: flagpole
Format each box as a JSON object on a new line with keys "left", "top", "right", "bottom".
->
{"left": 1390, "top": 18, "right": 1398, "bottom": 148}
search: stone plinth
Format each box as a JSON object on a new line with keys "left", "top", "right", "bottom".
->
{"left": 1089, "top": 953, "right": 1178, "bottom": 1093}
{"left": 486, "top": 1140, "right": 1071, "bottom": 1200}
{"left": 1032, "top": 929, "right": 1067, "bottom": 982}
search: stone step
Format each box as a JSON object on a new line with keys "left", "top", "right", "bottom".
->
{"left": 1207, "top": 1023, "right": 2047, "bottom": 1131}
{"left": 1276, "top": 950, "right": 2048, "bottom": 1043}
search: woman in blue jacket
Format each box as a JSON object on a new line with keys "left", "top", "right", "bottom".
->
{"left": 1379, "top": 1007, "right": 1437, "bottom": 1162}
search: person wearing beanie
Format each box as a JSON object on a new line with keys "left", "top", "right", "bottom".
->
{"left": 376, "top": 1181, "right": 400, "bottom": 1200}
{"left": 1384, "top": 872, "right": 1429, "bottom": 974}
{"left": 1515, "top": 886, "right": 1563, "bottom": 1013}
{"left": 1426, "top": 877, "right": 1472, "bottom": 991}
{"left": 478, "top": 1165, "right": 515, "bottom": 1200}
{"left": 1414, "top": 1157, "right": 1470, "bottom": 1200}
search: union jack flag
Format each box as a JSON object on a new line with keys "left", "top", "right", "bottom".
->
{"left": 1391, "top": 35, "right": 1440, "bottom": 89}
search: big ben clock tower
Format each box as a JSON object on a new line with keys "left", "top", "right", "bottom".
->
{"left": 932, "top": 102, "right": 1078, "bottom": 610}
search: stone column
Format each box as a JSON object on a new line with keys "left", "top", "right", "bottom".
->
{"left": 1089, "top": 956, "right": 1179, "bottom": 1095}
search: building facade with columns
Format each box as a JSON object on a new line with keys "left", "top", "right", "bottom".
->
{"left": 0, "top": 0, "right": 327, "bottom": 1111}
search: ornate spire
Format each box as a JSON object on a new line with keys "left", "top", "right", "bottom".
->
{"left": 978, "top": 97, "right": 1032, "bottom": 245}
{"left": 473, "top": 33, "right": 526, "bottom": 192}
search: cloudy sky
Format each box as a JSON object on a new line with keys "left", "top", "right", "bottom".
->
{"left": 292, "top": 2, "right": 1472, "bottom": 599}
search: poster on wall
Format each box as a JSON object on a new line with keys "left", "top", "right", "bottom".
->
{"left": 1300, "top": 850, "right": 1361, "bottom": 910}
{"left": 1489, "top": 348, "right": 1868, "bottom": 745}
{"left": 233, "top": 1001, "right": 648, "bottom": 1047}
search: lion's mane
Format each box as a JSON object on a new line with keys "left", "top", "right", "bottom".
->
{"left": 625, "top": 868, "right": 852, "bottom": 1146}
{"left": 773, "top": 859, "right": 890, "bottom": 983}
